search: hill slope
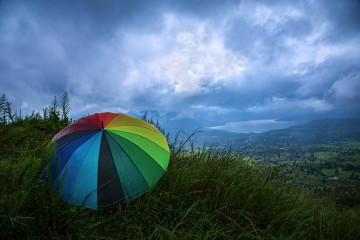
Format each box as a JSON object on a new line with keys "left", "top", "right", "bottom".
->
{"left": 191, "top": 118, "right": 360, "bottom": 146}
{"left": 258, "top": 118, "right": 360, "bottom": 143}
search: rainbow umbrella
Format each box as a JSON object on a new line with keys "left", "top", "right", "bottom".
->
{"left": 45, "top": 112, "right": 170, "bottom": 210}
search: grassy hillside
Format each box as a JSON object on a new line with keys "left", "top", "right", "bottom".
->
{"left": 1, "top": 120, "right": 360, "bottom": 239}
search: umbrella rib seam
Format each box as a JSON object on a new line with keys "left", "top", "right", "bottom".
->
{"left": 104, "top": 132, "right": 150, "bottom": 202}
{"left": 106, "top": 131, "right": 167, "bottom": 172}
{"left": 71, "top": 132, "right": 102, "bottom": 206}
{"left": 107, "top": 130, "right": 169, "bottom": 170}
{"left": 107, "top": 129, "right": 169, "bottom": 153}
{"left": 54, "top": 130, "right": 100, "bottom": 152}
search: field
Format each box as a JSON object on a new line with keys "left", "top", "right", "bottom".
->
{"left": 251, "top": 141, "right": 360, "bottom": 206}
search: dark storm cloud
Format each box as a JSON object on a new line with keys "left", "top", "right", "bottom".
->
{"left": 213, "top": 0, "right": 360, "bottom": 127}
{"left": 321, "top": 0, "right": 360, "bottom": 41}
{"left": 0, "top": 0, "right": 162, "bottom": 112}
{"left": 21, "top": 0, "right": 164, "bottom": 33}
{"left": 0, "top": 0, "right": 359, "bottom": 133}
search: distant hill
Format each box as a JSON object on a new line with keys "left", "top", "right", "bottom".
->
{"left": 257, "top": 118, "right": 360, "bottom": 143}
{"left": 191, "top": 118, "right": 360, "bottom": 146}
{"left": 190, "top": 129, "right": 250, "bottom": 146}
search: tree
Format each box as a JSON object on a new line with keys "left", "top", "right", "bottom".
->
{"left": 15, "top": 108, "right": 22, "bottom": 122}
{"left": 43, "top": 107, "right": 48, "bottom": 120}
{"left": 5, "top": 100, "right": 14, "bottom": 123}
{"left": 141, "top": 112, "right": 170, "bottom": 141}
{"left": 60, "top": 92, "right": 70, "bottom": 124}
{"left": 0, "top": 94, "right": 15, "bottom": 124}
{"left": 49, "top": 96, "right": 60, "bottom": 122}
{"left": 0, "top": 94, "right": 6, "bottom": 124}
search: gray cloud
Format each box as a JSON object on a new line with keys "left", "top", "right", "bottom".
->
{"left": 1, "top": 0, "right": 359, "bottom": 133}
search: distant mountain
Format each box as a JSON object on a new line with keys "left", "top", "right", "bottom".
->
{"left": 190, "top": 129, "right": 250, "bottom": 146}
{"left": 190, "top": 118, "right": 360, "bottom": 146}
{"left": 257, "top": 118, "right": 360, "bottom": 143}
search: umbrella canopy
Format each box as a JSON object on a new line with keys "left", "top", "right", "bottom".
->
{"left": 45, "top": 112, "right": 170, "bottom": 210}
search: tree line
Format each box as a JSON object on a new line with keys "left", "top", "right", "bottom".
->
{"left": 0, "top": 92, "right": 71, "bottom": 125}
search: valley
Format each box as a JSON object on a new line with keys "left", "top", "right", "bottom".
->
{"left": 252, "top": 141, "right": 360, "bottom": 206}
{"left": 191, "top": 118, "right": 360, "bottom": 206}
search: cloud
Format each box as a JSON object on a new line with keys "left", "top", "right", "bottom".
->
{"left": 149, "top": 14, "right": 246, "bottom": 96}
{"left": 0, "top": 0, "right": 360, "bottom": 132}
{"left": 301, "top": 99, "right": 333, "bottom": 112}
{"left": 168, "top": 104, "right": 237, "bottom": 121}
{"left": 75, "top": 12, "right": 247, "bottom": 117}
{"left": 191, "top": 104, "right": 236, "bottom": 114}
{"left": 209, "top": 119, "right": 297, "bottom": 133}
{"left": 329, "top": 72, "right": 360, "bottom": 99}
{"left": 247, "top": 97, "right": 333, "bottom": 113}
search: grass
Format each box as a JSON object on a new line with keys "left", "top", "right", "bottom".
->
{"left": 321, "top": 169, "right": 336, "bottom": 176}
{"left": 344, "top": 142, "right": 360, "bottom": 148}
{"left": 1, "top": 121, "right": 360, "bottom": 239}
{"left": 339, "top": 171, "right": 353, "bottom": 179}
{"left": 314, "top": 152, "right": 338, "bottom": 160}
{"left": 342, "top": 160, "right": 360, "bottom": 167}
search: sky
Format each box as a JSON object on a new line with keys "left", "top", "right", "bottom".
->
{"left": 1, "top": 0, "right": 360, "bottom": 134}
